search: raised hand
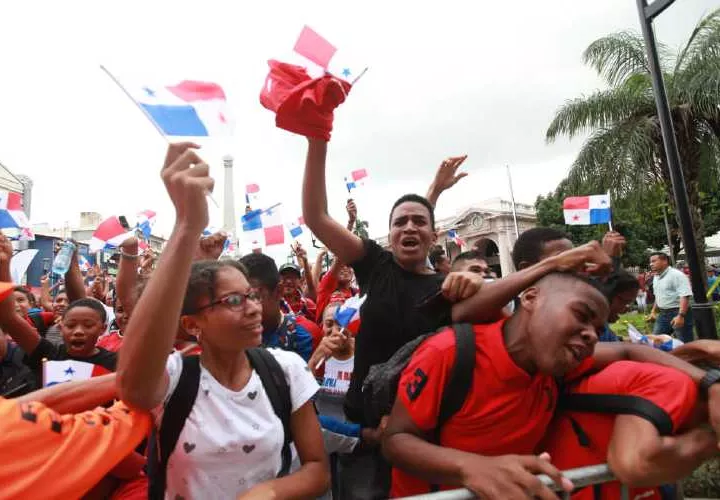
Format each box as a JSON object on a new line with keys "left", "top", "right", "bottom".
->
{"left": 196, "top": 231, "right": 227, "bottom": 261}
{"left": 119, "top": 236, "right": 139, "bottom": 256}
{"left": 161, "top": 142, "right": 214, "bottom": 234}
{"left": 602, "top": 231, "right": 626, "bottom": 258}
{"left": 551, "top": 241, "right": 613, "bottom": 276}
{"left": 432, "top": 156, "right": 468, "bottom": 193}
{"left": 346, "top": 199, "right": 357, "bottom": 224}
{"left": 0, "top": 232, "right": 13, "bottom": 268}
{"left": 442, "top": 271, "right": 484, "bottom": 303}
{"left": 292, "top": 241, "right": 308, "bottom": 263}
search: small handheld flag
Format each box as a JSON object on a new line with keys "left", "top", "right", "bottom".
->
{"left": 333, "top": 294, "right": 366, "bottom": 335}
{"left": 241, "top": 203, "right": 286, "bottom": 248}
{"left": 563, "top": 195, "right": 611, "bottom": 226}
{"left": 345, "top": 169, "right": 368, "bottom": 192}
{"left": 136, "top": 210, "right": 156, "bottom": 240}
{"left": 447, "top": 229, "right": 466, "bottom": 249}
{"left": 287, "top": 216, "right": 305, "bottom": 239}
{"left": 0, "top": 190, "right": 29, "bottom": 229}
{"left": 43, "top": 359, "right": 111, "bottom": 387}
{"left": 293, "top": 26, "right": 367, "bottom": 85}
{"left": 89, "top": 216, "right": 136, "bottom": 252}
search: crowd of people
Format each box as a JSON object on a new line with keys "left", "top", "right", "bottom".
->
{"left": 1, "top": 135, "right": 720, "bottom": 500}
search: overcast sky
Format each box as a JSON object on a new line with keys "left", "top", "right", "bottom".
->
{"left": 0, "top": 0, "right": 716, "bottom": 262}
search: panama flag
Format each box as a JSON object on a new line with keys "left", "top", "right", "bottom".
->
{"left": 345, "top": 169, "right": 368, "bottom": 191}
{"left": 136, "top": 210, "right": 156, "bottom": 240}
{"left": 287, "top": 216, "right": 305, "bottom": 239}
{"left": 78, "top": 254, "right": 91, "bottom": 272}
{"left": 334, "top": 294, "right": 366, "bottom": 335}
{"left": 43, "top": 359, "right": 111, "bottom": 387}
{"left": 0, "top": 190, "right": 29, "bottom": 229}
{"left": 241, "top": 203, "right": 285, "bottom": 248}
{"left": 128, "top": 78, "right": 231, "bottom": 137}
{"left": 447, "top": 229, "right": 466, "bottom": 248}
{"left": 563, "top": 194, "right": 612, "bottom": 225}
{"left": 245, "top": 183, "right": 260, "bottom": 205}
{"left": 293, "top": 25, "right": 367, "bottom": 85}
{"left": 89, "top": 216, "right": 136, "bottom": 252}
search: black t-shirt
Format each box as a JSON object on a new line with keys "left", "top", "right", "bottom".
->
{"left": 346, "top": 239, "right": 452, "bottom": 424}
{"left": 24, "top": 338, "right": 118, "bottom": 379}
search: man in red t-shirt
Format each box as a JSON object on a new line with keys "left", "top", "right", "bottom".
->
{"left": 315, "top": 258, "right": 357, "bottom": 322}
{"left": 384, "top": 272, "right": 608, "bottom": 498}
{"left": 543, "top": 360, "right": 716, "bottom": 500}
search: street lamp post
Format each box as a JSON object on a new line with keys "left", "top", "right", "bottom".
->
{"left": 636, "top": 0, "right": 717, "bottom": 339}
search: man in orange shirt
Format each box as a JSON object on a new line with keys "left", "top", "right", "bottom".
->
{"left": 0, "top": 374, "right": 150, "bottom": 499}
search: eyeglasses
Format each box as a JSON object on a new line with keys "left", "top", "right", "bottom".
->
{"left": 194, "top": 290, "right": 262, "bottom": 313}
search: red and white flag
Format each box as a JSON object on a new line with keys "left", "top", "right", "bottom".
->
{"left": 293, "top": 26, "right": 367, "bottom": 84}
{"left": 43, "top": 360, "right": 111, "bottom": 387}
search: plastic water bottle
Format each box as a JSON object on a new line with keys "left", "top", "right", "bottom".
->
{"left": 52, "top": 241, "right": 76, "bottom": 276}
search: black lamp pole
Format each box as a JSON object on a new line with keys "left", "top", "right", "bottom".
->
{"left": 636, "top": 0, "right": 717, "bottom": 339}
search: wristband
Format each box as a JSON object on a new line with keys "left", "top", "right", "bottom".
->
{"left": 678, "top": 311, "right": 687, "bottom": 318}
{"left": 120, "top": 251, "right": 139, "bottom": 260}
{"left": 700, "top": 368, "right": 720, "bottom": 397}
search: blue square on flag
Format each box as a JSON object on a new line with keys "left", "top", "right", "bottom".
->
{"left": 242, "top": 210, "right": 263, "bottom": 232}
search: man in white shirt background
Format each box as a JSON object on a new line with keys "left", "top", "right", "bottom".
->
{"left": 648, "top": 252, "right": 695, "bottom": 343}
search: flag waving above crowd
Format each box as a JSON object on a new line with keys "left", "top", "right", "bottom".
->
{"left": 563, "top": 194, "right": 612, "bottom": 225}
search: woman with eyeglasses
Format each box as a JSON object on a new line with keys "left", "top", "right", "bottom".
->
{"left": 117, "top": 143, "right": 329, "bottom": 499}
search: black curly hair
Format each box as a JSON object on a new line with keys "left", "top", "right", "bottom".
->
{"left": 182, "top": 260, "right": 249, "bottom": 315}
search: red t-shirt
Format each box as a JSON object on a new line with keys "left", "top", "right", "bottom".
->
{"left": 97, "top": 331, "right": 124, "bottom": 353}
{"left": 296, "top": 314, "right": 323, "bottom": 351}
{"left": 542, "top": 361, "right": 698, "bottom": 500}
{"left": 315, "top": 272, "right": 355, "bottom": 323}
{"left": 391, "top": 320, "right": 595, "bottom": 497}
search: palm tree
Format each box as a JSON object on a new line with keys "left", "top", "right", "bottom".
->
{"left": 546, "top": 8, "right": 720, "bottom": 263}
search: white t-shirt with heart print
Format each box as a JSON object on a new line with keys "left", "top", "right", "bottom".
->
{"left": 153, "top": 348, "right": 318, "bottom": 499}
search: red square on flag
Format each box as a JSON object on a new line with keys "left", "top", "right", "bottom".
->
{"left": 264, "top": 226, "right": 285, "bottom": 246}
{"left": 351, "top": 169, "right": 368, "bottom": 181}
{"left": 246, "top": 183, "right": 260, "bottom": 194}
{"left": 297, "top": 216, "right": 305, "bottom": 226}
{"left": 7, "top": 193, "right": 23, "bottom": 211}
{"left": 294, "top": 26, "right": 337, "bottom": 69}
{"left": 563, "top": 196, "right": 589, "bottom": 210}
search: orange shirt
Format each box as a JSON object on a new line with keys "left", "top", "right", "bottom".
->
{"left": 391, "top": 320, "right": 594, "bottom": 497}
{"left": 0, "top": 398, "right": 151, "bottom": 499}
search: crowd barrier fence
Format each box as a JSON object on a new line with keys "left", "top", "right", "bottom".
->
{"left": 397, "top": 463, "right": 685, "bottom": 500}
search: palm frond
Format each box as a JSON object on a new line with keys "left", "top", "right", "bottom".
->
{"left": 565, "top": 117, "right": 660, "bottom": 198}
{"left": 675, "top": 7, "right": 720, "bottom": 74}
{"left": 582, "top": 32, "right": 666, "bottom": 86}
{"left": 546, "top": 84, "right": 654, "bottom": 142}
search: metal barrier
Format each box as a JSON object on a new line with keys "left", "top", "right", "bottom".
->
{"left": 398, "top": 463, "right": 683, "bottom": 500}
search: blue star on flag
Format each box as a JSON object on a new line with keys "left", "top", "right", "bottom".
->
{"left": 64, "top": 367, "right": 75, "bottom": 376}
{"left": 142, "top": 87, "right": 156, "bottom": 97}
{"left": 342, "top": 68, "right": 351, "bottom": 78}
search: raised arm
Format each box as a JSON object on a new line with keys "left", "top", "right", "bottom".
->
{"left": 39, "top": 274, "right": 53, "bottom": 312}
{"left": 312, "top": 248, "right": 328, "bottom": 288}
{"left": 64, "top": 246, "right": 87, "bottom": 303}
{"left": 117, "top": 143, "right": 212, "bottom": 411}
{"left": 116, "top": 237, "right": 140, "bottom": 318}
{"left": 425, "top": 155, "right": 468, "bottom": 208}
{"left": 0, "top": 233, "right": 41, "bottom": 354}
{"left": 293, "top": 242, "right": 316, "bottom": 301}
{"left": 16, "top": 373, "right": 118, "bottom": 414}
{"left": 302, "top": 138, "right": 364, "bottom": 265}
{"left": 451, "top": 241, "right": 613, "bottom": 323}
{"left": 608, "top": 417, "right": 717, "bottom": 486}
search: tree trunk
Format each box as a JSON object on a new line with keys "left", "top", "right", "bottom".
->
{"left": 677, "top": 118, "right": 706, "bottom": 270}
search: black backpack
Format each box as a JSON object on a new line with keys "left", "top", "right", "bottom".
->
{"left": 147, "top": 348, "right": 293, "bottom": 500}
{"left": 361, "top": 323, "right": 476, "bottom": 431}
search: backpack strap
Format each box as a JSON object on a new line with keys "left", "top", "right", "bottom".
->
{"left": 147, "top": 355, "right": 201, "bottom": 500}
{"left": 436, "top": 323, "right": 476, "bottom": 430}
{"left": 560, "top": 393, "right": 674, "bottom": 436}
{"left": 247, "top": 347, "right": 293, "bottom": 477}
{"left": 430, "top": 323, "right": 475, "bottom": 493}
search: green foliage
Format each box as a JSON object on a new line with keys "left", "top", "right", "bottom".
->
{"left": 546, "top": 8, "right": 720, "bottom": 262}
